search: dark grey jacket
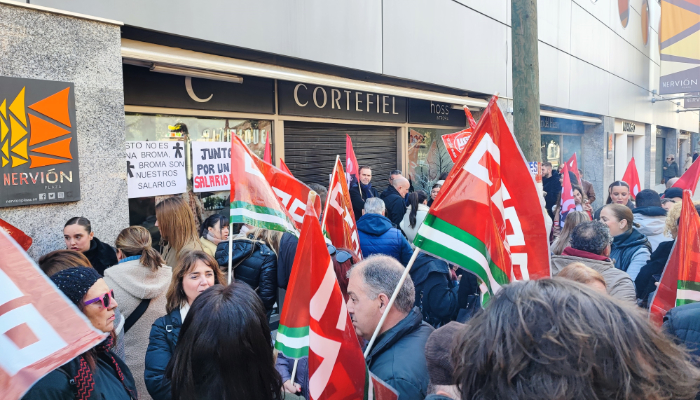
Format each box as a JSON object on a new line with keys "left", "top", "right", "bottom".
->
{"left": 366, "top": 307, "right": 434, "bottom": 400}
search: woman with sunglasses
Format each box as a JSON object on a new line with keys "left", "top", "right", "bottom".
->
{"left": 23, "top": 267, "right": 137, "bottom": 400}
{"left": 144, "top": 251, "right": 224, "bottom": 400}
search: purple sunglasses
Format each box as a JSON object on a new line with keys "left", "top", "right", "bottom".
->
{"left": 83, "top": 290, "right": 115, "bottom": 308}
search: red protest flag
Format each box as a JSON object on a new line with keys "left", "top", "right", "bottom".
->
{"left": 0, "top": 218, "right": 32, "bottom": 251}
{"left": 559, "top": 163, "right": 578, "bottom": 228}
{"left": 258, "top": 157, "right": 321, "bottom": 228}
{"left": 346, "top": 135, "right": 360, "bottom": 185}
{"left": 276, "top": 194, "right": 396, "bottom": 399}
{"left": 650, "top": 190, "right": 700, "bottom": 326}
{"left": 621, "top": 157, "right": 642, "bottom": 198}
{"left": 672, "top": 157, "right": 700, "bottom": 195}
{"left": 323, "top": 156, "right": 362, "bottom": 258}
{"left": 263, "top": 131, "right": 272, "bottom": 163}
{"left": 441, "top": 108, "right": 476, "bottom": 163}
{"left": 229, "top": 135, "right": 299, "bottom": 234}
{"left": 414, "top": 96, "right": 550, "bottom": 295}
{"left": 565, "top": 153, "right": 581, "bottom": 184}
{"left": 0, "top": 229, "right": 106, "bottom": 399}
{"left": 279, "top": 158, "right": 293, "bottom": 176}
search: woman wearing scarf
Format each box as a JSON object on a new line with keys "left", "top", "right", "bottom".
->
{"left": 199, "top": 214, "right": 229, "bottom": 257}
{"left": 23, "top": 267, "right": 137, "bottom": 400}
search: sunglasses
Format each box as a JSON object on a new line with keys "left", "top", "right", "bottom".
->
{"left": 83, "top": 290, "right": 115, "bottom": 308}
{"left": 327, "top": 244, "right": 354, "bottom": 264}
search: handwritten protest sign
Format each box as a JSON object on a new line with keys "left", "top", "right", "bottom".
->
{"left": 126, "top": 141, "right": 187, "bottom": 198}
{"left": 191, "top": 142, "right": 231, "bottom": 192}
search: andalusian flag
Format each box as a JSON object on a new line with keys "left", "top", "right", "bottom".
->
{"left": 650, "top": 190, "right": 700, "bottom": 326}
{"left": 276, "top": 193, "right": 397, "bottom": 400}
{"left": 413, "top": 96, "right": 550, "bottom": 296}
{"left": 229, "top": 135, "right": 298, "bottom": 234}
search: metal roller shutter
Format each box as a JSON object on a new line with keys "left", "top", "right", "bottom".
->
{"left": 284, "top": 122, "right": 397, "bottom": 192}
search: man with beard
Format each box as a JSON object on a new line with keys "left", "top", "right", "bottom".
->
{"left": 542, "top": 162, "right": 561, "bottom": 219}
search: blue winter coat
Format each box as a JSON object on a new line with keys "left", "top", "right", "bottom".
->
{"left": 144, "top": 308, "right": 182, "bottom": 400}
{"left": 357, "top": 213, "right": 413, "bottom": 266}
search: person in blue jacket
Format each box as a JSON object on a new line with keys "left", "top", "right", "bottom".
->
{"left": 144, "top": 251, "right": 225, "bottom": 400}
{"left": 356, "top": 197, "right": 413, "bottom": 266}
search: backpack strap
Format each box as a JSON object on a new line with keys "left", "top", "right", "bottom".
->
{"left": 124, "top": 299, "right": 151, "bottom": 333}
{"left": 55, "top": 365, "right": 78, "bottom": 397}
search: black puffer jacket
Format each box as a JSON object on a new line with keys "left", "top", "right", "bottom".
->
{"left": 85, "top": 236, "right": 118, "bottom": 276}
{"left": 380, "top": 185, "right": 407, "bottom": 227}
{"left": 636, "top": 240, "right": 674, "bottom": 306}
{"left": 410, "top": 253, "right": 459, "bottom": 327}
{"left": 215, "top": 238, "right": 278, "bottom": 313}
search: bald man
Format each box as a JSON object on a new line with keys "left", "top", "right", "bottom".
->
{"left": 382, "top": 176, "right": 410, "bottom": 227}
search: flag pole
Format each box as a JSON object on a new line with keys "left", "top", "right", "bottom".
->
{"left": 227, "top": 221, "right": 233, "bottom": 284}
{"left": 321, "top": 155, "right": 340, "bottom": 232}
{"left": 364, "top": 247, "right": 421, "bottom": 358}
{"left": 290, "top": 359, "right": 299, "bottom": 385}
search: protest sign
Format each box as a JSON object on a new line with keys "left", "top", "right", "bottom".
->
{"left": 441, "top": 128, "right": 473, "bottom": 163}
{"left": 0, "top": 229, "right": 105, "bottom": 399}
{"left": 192, "top": 142, "right": 231, "bottom": 192}
{"left": 126, "top": 141, "right": 187, "bottom": 198}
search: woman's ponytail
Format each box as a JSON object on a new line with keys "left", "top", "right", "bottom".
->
{"left": 141, "top": 245, "right": 165, "bottom": 270}
{"left": 116, "top": 226, "right": 165, "bottom": 270}
{"left": 408, "top": 190, "right": 428, "bottom": 228}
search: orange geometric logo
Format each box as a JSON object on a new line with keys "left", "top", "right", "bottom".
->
{"left": 0, "top": 87, "right": 72, "bottom": 169}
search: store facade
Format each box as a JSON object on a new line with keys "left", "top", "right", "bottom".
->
{"left": 613, "top": 119, "right": 647, "bottom": 186}
{"left": 122, "top": 58, "right": 471, "bottom": 233}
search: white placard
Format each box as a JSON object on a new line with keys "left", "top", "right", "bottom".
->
{"left": 126, "top": 141, "right": 187, "bottom": 198}
{"left": 191, "top": 142, "right": 231, "bottom": 192}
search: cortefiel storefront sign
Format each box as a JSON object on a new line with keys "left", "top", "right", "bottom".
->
{"left": 0, "top": 76, "right": 81, "bottom": 207}
{"left": 278, "top": 80, "right": 407, "bottom": 123}
{"left": 126, "top": 141, "right": 187, "bottom": 198}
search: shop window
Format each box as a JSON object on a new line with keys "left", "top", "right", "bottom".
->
{"left": 124, "top": 113, "right": 272, "bottom": 246}
{"left": 540, "top": 134, "right": 584, "bottom": 172}
{"left": 619, "top": 0, "right": 630, "bottom": 28}
{"left": 408, "top": 128, "right": 456, "bottom": 194}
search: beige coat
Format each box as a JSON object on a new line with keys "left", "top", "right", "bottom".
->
{"left": 199, "top": 236, "right": 218, "bottom": 257}
{"left": 104, "top": 259, "right": 172, "bottom": 400}
{"left": 161, "top": 240, "right": 203, "bottom": 268}
{"left": 551, "top": 254, "right": 636, "bottom": 303}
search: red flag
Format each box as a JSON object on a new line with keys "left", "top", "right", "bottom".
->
{"left": 323, "top": 157, "right": 362, "bottom": 258}
{"left": 279, "top": 159, "right": 293, "bottom": 176}
{"left": 346, "top": 135, "right": 360, "bottom": 185}
{"left": 621, "top": 157, "right": 642, "bottom": 198}
{"left": 650, "top": 190, "right": 700, "bottom": 326}
{"left": 0, "top": 218, "right": 32, "bottom": 251}
{"left": 263, "top": 132, "right": 272, "bottom": 163}
{"left": 559, "top": 163, "right": 578, "bottom": 228}
{"left": 276, "top": 195, "right": 396, "bottom": 399}
{"left": 414, "top": 96, "right": 551, "bottom": 295}
{"left": 230, "top": 135, "right": 299, "bottom": 234}
{"left": 441, "top": 108, "right": 476, "bottom": 163}
{"left": 565, "top": 153, "right": 581, "bottom": 184}
{"left": 672, "top": 157, "right": 700, "bottom": 195}
{"left": 0, "top": 229, "right": 106, "bottom": 399}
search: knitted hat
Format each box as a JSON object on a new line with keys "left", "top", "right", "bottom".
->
{"left": 424, "top": 321, "right": 463, "bottom": 385}
{"left": 664, "top": 187, "right": 683, "bottom": 199}
{"left": 50, "top": 267, "right": 102, "bottom": 305}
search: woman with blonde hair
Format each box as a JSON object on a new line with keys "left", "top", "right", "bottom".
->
{"left": 551, "top": 211, "right": 590, "bottom": 255}
{"left": 155, "top": 196, "right": 203, "bottom": 267}
{"left": 144, "top": 251, "right": 224, "bottom": 400}
{"left": 215, "top": 226, "right": 281, "bottom": 318}
{"left": 557, "top": 262, "right": 607, "bottom": 293}
{"left": 104, "top": 226, "right": 172, "bottom": 400}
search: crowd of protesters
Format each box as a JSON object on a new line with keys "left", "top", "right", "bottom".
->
{"left": 20, "top": 161, "right": 700, "bottom": 400}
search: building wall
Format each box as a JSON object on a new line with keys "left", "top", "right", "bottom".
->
{"left": 0, "top": 3, "right": 127, "bottom": 259}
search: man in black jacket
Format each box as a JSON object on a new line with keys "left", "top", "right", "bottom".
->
{"left": 349, "top": 166, "right": 379, "bottom": 222}
{"left": 542, "top": 162, "right": 561, "bottom": 219}
{"left": 381, "top": 177, "right": 410, "bottom": 227}
{"left": 409, "top": 253, "right": 459, "bottom": 327}
{"left": 347, "top": 255, "right": 434, "bottom": 400}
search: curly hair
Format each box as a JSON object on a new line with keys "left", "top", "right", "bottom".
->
{"left": 665, "top": 200, "right": 700, "bottom": 238}
{"left": 452, "top": 279, "right": 700, "bottom": 400}
{"left": 570, "top": 221, "right": 612, "bottom": 255}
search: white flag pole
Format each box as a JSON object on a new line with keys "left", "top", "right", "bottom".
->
{"left": 363, "top": 247, "right": 421, "bottom": 358}
{"left": 290, "top": 358, "right": 299, "bottom": 385}
{"left": 227, "top": 221, "right": 233, "bottom": 284}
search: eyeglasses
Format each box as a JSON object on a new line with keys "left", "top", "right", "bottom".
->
{"left": 83, "top": 290, "right": 115, "bottom": 308}
{"left": 327, "top": 244, "right": 354, "bottom": 264}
